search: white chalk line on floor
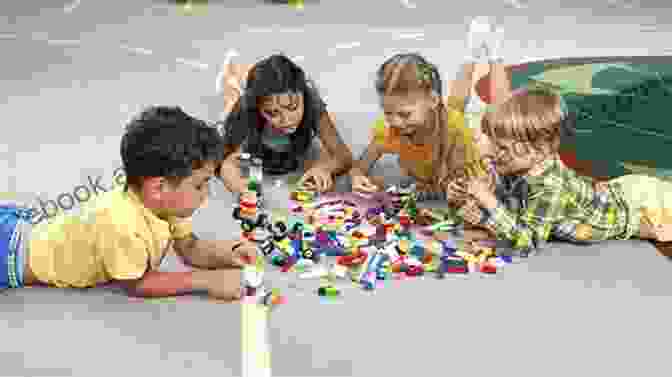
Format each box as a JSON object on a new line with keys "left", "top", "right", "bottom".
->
{"left": 15, "top": 32, "right": 217, "bottom": 75}
{"left": 119, "top": 44, "right": 154, "bottom": 56}
{"left": 327, "top": 41, "right": 362, "bottom": 56}
{"left": 505, "top": 0, "right": 526, "bottom": 9}
{"left": 241, "top": 303, "right": 272, "bottom": 377}
{"left": 45, "top": 39, "right": 81, "bottom": 46}
{"left": 394, "top": 33, "right": 425, "bottom": 41}
{"left": 175, "top": 57, "right": 210, "bottom": 70}
{"left": 245, "top": 27, "right": 306, "bottom": 33}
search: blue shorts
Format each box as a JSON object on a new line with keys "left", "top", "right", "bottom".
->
{"left": 0, "top": 204, "right": 32, "bottom": 289}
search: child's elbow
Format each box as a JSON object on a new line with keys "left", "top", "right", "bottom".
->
{"left": 344, "top": 151, "right": 355, "bottom": 166}
{"left": 119, "top": 278, "right": 146, "bottom": 297}
{"left": 339, "top": 153, "right": 354, "bottom": 173}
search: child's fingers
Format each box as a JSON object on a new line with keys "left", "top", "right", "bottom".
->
{"left": 299, "top": 174, "right": 318, "bottom": 191}
{"left": 359, "top": 182, "right": 377, "bottom": 192}
{"left": 312, "top": 174, "right": 325, "bottom": 191}
{"left": 320, "top": 174, "right": 332, "bottom": 191}
{"left": 322, "top": 175, "right": 333, "bottom": 192}
{"left": 363, "top": 177, "right": 380, "bottom": 191}
{"left": 352, "top": 176, "right": 378, "bottom": 192}
{"left": 446, "top": 182, "right": 466, "bottom": 196}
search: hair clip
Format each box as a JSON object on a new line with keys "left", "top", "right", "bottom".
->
{"left": 417, "top": 63, "right": 433, "bottom": 83}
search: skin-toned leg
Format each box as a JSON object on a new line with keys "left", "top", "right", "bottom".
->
{"left": 450, "top": 63, "right": 478, "bottom": 102}
{"left": 488, "top": 61, "right": 513, "bottom": 106}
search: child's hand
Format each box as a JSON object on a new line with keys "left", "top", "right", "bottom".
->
{"left": 445, "top": 178, "right": 469, "bottom": 202}
{"left": 199, "top": 269, "right": 244, "bottom": 301}
{"left": 229, "top": 239, "right": 259, "bottom": 267}
{"left": 467, "top": 176, "right": 493, "bottom": 199}
{"left": 467, "top": 176, "right": 498, "bottom": 210}
{"left": 352, "top": 174, "right": 379, "bottom": 192}
{"left": 299, "top": 166, "right": 333, "bottom": 192}
{"left": 447, "top": 176, "right": 497, "bottom": 209}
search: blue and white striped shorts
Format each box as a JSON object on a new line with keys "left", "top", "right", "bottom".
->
{"left": 0, "top": 204, "right": 33, "bottom": 289}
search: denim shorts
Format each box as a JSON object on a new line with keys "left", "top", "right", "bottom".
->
{"left": 0, "top": 204, "right": 32, "bottom": 289}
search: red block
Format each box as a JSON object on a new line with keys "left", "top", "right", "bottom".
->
{"left": 447, "top": 266, "right": 467, "bottom": 274}
{"left": 480, "top": 264, "right": 497, "bottom": 274}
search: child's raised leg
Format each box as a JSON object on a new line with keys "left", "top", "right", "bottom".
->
{"left": 487, "top": 27, "right": 513, "bottom": 107}
{"left": 219, "top": 61, "right": 252, "bottom": 116}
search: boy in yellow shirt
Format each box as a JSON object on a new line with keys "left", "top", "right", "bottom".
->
{"left": 1, "top": 106, "right": 257, "bottom": 300}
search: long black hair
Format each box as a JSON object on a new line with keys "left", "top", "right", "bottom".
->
{"left": 220, "top": 54, "right": 325, "bottom": 158}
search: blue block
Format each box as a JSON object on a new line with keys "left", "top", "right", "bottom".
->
{"left": 410, "top": 245, "right": 425, "bottom": 258}
{"left": 290, "top": 239, "right": 303, "bottom": 257}
{"left": 321, "top": 246, "right": 345, "bottom": 257}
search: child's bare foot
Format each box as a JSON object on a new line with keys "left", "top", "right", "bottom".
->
{"left": 651, "top": 240, "right": 672, "bottom": 258}
{"left": 654, "top": 224, "right": 672, "bottom": 242}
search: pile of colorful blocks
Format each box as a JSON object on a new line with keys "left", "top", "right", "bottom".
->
{"left": 233, "top": 179, "right": 514, "bottom": 298}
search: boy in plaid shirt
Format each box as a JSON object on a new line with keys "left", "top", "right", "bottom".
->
{"left": 450, "top": 88, "right": 672, "bottom": 256}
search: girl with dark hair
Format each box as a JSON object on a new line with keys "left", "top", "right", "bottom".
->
{"left": 217, "top": 54, "right": 353, "bottom": 193}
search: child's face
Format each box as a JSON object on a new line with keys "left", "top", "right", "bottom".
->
{"left": 492, "top": 138, "right": 541, "bottom": 176}
{"left": 258, "top": 92, "right": 304, "bottom": 134}
{"left": 381, "top": 92, "right": 437, "bottom": 138}
{"left": 158, "top": 161, "right": 216, "bottom": 218}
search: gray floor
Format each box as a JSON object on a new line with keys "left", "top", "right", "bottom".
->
{"left": 2, "top": 1, "right": 672, "bottom": 376}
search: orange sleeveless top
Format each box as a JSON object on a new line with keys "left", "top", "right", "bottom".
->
{"left": 371, "top": 96, "right": 486, "bottom": 183}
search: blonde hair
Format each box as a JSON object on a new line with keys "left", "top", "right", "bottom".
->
{"left": 376, "top": 53, "right": 487, "bottom": 191}
{"left": 482, "top": 89, "right": 564, "bottom": 154}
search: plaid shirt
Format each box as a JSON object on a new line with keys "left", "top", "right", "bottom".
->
{"left": 481, "top": 156, "right": 638, "bottom": 252}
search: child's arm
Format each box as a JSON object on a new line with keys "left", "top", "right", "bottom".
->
{"left": 314, "top": 112, "right": 354, "bottom": 176}
{"left": 449, "top": 62, "right": 478, "bottom": 105}
{"left": 488, "top": 60, "right": 512, "bottom": 106}
{"left": 119, "top": 270, "right": 199, "bottom": 297}
{"left": 349, "top": 140, "right": 383, "bottom": 178}
{"left": 173, "top": 234, "right": 257, "bottom": 269}
{"left": 118, "top": 234, "right": 257, "bottom": 298}
{"left": 119, "top": 270, "right": 242, "bottom": 300}
{"left": 474, "top": 182, "right": 564, "bottom": 250}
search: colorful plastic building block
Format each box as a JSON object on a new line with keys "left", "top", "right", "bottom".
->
{"left": 317, "top": 286, "right": 340, "bottom": 297}
{"left": 358, "top": 251, "right": 389, "bottom": 290}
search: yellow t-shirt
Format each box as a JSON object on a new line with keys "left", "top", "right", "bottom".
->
{"left": 371, "top": 96, "right": 484, "bottom": 182}
{"left": 28, "top": 186, "right": 193, "bottom": 288}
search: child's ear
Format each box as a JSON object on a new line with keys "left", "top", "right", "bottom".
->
{"left": 141, "top": 177, "right": 164, "bottom": 209}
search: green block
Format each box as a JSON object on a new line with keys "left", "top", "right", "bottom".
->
{"left": 247, "top": 179, "right": 258, "bottom": 192}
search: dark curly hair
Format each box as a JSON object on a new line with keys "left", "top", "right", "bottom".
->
{"left": 121, "top": 106, "right": 226, "bottom": 189}
{"left": 219, "top": 54, "right": 325, "bottom": 161}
